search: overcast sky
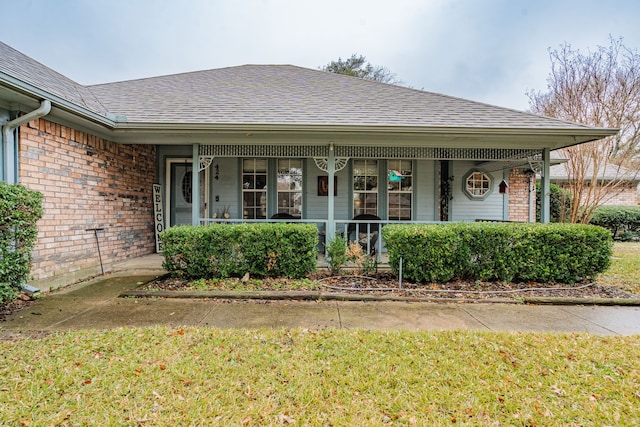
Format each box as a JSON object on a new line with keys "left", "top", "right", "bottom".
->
{"left": 2, "top": 0, "right": 639, "bottom": 111}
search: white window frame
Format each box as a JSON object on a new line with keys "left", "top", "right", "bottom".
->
{"left": 463, "top": 169, "right": 493, "bottom": 200}
{"left": 387, "top": 159, "right": 413, "bottom": 220}
{"left": 276, "top": 159, "right": 303, "bottom": 218}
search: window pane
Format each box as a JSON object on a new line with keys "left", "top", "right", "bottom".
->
{"left": 388, "top": 160, "right": 412, "bottom": 221}
{"left": 243, "top": 175, "right": 254, "bottom": 190}
{"left": 255, "top": 159, "right": 267, "bottom": 173}
{"left": 465, "top": 171, "right": 491, "bottom": 198}
{"left": 243, "top": 159, "right": 268, "bottom": 219}
{"left": 353, "top": 160, "right": 378, "bottom": 217}
{"left": 276, "top": 158, "right": 303, "bottom": 218}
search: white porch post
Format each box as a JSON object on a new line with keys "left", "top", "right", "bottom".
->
{"left": 192, "top": 143, "right": 200, "bottom": 226}
{"left": 540, "top": 148, "right": 551, "bottom": 223}
{"left": 327, "top": 143, "right": 336, "bottom": 240}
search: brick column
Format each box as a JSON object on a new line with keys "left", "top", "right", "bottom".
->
{"left": 508, "top": 168, "right": 532, "bottom": 222}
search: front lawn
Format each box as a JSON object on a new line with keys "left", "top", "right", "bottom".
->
{"left": 597, "top": 242, "right": 640, "bottom": 294}
{"left": 1, "top": 328, "right": 639, "bottom": 425}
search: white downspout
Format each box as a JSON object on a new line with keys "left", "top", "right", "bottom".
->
{"left": 2, "top": 100, "right": 52, "bottom": 183}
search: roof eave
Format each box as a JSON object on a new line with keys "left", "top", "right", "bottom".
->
{"left": 111, "top": 122, "right": 618, "bottom": 147}
{"left": 0, "top": 72, "right": 115, "bottom": 128}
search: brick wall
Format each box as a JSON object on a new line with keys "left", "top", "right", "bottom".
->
{"left": 508, "top": 168, "right": 532, "bottom": 222}
{"left": 557, "top": 182, "right": 639, "bottom": 206}
{"left": 604, "top": 183, "right": 639, "bottom": 205}
{"left": 18, "top": 118, "right": 157, "bottom": 288}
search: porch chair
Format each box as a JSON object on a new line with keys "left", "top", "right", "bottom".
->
{"left": 270, "top": 212, "right": 298, "bottom": 221}
{"left": 347, "top": 214, "right": 381, "bottom": 256}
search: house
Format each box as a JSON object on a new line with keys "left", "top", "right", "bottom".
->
{"left": 549, "top": 155, "right": 640, "bottom": 206}
{"left": 0, "top": 41, "right": 617, "bottom": 290}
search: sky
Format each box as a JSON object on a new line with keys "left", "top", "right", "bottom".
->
{"left": 1, "top": 0, "right": 639, "bottom": 111}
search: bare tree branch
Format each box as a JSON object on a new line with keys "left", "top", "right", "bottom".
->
{"left": 528, "top": 36, "right": 640, "bottom": 222}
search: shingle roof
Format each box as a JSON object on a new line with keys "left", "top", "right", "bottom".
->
{"left": 0, "top": 40, "right": 612, "bottom": 132}
{"left": 88, "top": 65, "right": 596, "bottom": 129}
{"left": 550, "top": 160, "right": 640, "bottom": 182}
{"left": 0, "top": 41, "right": 108, "bottom": 116}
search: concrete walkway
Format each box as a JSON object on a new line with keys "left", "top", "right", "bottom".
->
{"left": 2, "top": 254, "right": 640, "bottom": 336}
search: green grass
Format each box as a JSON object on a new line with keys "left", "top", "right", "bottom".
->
{"left": 1, "top": 328, "right": 639, "bottom": 425}
{"left": 598, "top": 242, "right": 640, "bottom": 294}
{"left": 189, "top": 277, "right": 320, "bottom": 291}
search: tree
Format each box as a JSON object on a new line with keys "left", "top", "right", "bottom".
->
{"left": 321, "top": 54, "right": 399, "bottom": 84}
{"left": 536, "top": 182, "right": 571, "bottom": 223}
{"left": 528, "top": 37, "right": 640, "bottom": 223}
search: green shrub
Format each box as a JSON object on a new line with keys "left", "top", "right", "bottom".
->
{"left": 382, "top": 223, "right": 612, "bottom": 284}
{"left": 589, "top": 206, "right": 640, "bottom": 239}
{"left": 0, "top": 182, "right": 43, "bottom": 304}
{"left": 325, "top": 235, "right": 348, "bottom": 275}
{"left": 161, "top": 223, "right": 318, "bottom": 279}
{"left": 536, "top": 182, "right": 571, "bottom": 223}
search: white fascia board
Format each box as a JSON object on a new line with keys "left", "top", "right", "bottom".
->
{"left": 111, "top": 122, "right": 618, "bottom": 147}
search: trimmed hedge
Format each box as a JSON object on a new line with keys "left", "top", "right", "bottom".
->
{"left": 382, "top": 223, "right": 612, "bottom": 284}
{"left": 589, "top": 206, "right": 640, "bottom": 240}
{"left": 161, "top": 223, "right": 318, "bottom": 279}
{"left": 0, "top": 182, "right": 43, "bottom": 304}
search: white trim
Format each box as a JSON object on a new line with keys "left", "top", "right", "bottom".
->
{"left": 165, "top": 158, "right": 210, "bottom": 227}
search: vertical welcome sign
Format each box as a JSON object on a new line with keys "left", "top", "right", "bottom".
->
{"left": 153, "top": 184, "right": 164, "bottom": 253}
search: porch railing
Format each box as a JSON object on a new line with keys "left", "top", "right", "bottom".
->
{"left": 198, "top": 217, "right": 443, "bottom": 262}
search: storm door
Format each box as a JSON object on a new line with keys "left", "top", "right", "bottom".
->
{"left": 167, "top": 159, "right": 209, "bottom": 226}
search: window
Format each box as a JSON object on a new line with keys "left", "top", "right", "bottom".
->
{"left": 276, "top": 159, "right": 303, "bottom": 218}
{"left": 388, "top": 160, "right": 412, "bottom": 220}
{"left": 463, "top": 170, "right": 493, "bottom": 199}
{"left": 242, "top": 159, "right": 267, "bottom": 219}
{"left": 353, "top": 160, "right": 378, "bottom": 216}
{"left": 181, "top": 172, "right": 192, "bottom": 203}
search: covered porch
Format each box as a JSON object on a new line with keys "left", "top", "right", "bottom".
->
{"left": 155, "top": 142, "right": 556, "bottom": 259}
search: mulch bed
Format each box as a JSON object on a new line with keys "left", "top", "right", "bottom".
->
{"left": 2, "top": 273, "right": 637, "bottom": 324}
{"left": 139, "top": 271, "right": 638, "bottom": 301}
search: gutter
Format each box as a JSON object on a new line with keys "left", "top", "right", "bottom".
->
{"left": 112, "top": 121, "right": 620, "bottom": 137}
{"left": 2, "top": 99, "right": 51, "bottom": 183}
{"left": 0, "top": 71, "right": 114, "bottom": 127}
{"left": 1, "top": 99, "right": 51, "bottom": 296}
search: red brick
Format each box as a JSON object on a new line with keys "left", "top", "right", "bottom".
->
{"left": 18, "top": 118, "right": 157, "bottom": 282}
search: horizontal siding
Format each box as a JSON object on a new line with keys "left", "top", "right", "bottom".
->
{"left": 211, "top": 159, "right": 239, "bottom": 218}
{"left": 415, "top": 160, "right": 436, "bottom": 221}
{"left": 450, "top": 161, "right": 505, "bottom": 222}
{"left": 305, "top": 160, "right": 350, "bottom": 221}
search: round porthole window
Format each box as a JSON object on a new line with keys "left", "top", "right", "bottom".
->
{"left": 463, "top": 170, "right": 493, "bottom": 200}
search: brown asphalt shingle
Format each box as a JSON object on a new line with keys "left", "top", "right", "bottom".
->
{"left": 88, "top": 64, "right": 594, "bottom": 128}
{"left": 0, "top": 40, "right": 605, "bottom": 131}
{"left": 0, "top": 41, "right": 109, "bottom": 116}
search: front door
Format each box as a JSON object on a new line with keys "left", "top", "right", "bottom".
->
{"left": 167, "top": 159, "right": 208, "bottom": 226}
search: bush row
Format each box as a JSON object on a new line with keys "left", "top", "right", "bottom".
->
{"left": 160, "top": 223, "right": 318, "bottom": 279}
{"left": 0, "top": 182, "right": 43, "bottom": 304}
{"left": 382, "top": 223, "right": 612, "bottom": 284}
{"left": 589, "top": 206, "right": 640, "bottom": 240}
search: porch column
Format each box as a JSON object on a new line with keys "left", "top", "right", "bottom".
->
{"left": 192, "top": 143, "right": 200, "bottom": 226}
{"left": 327, "top": 143, "right": 336, "bottom": 239}
{"left": 540, "top": 148, "right": 551, "bottom": 223}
